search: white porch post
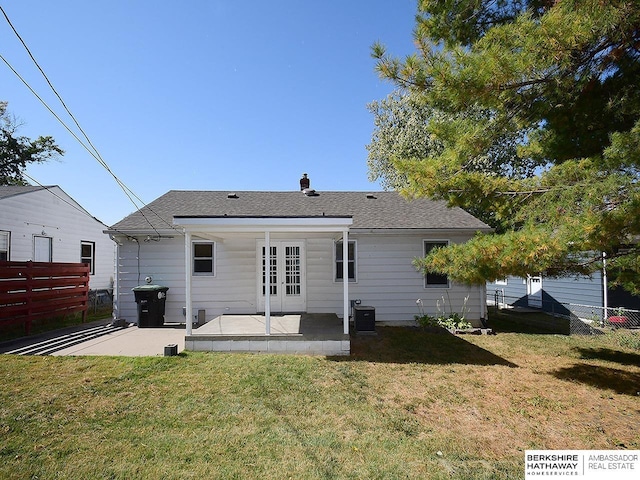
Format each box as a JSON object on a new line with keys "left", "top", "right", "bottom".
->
{"left": 184, "top": 230, "right": 193, "bottom": 335}
{"left": 342, "top": 228, "right": 349, "bottom": 335}
{"left": 264, "top": 230, "right": 271, "bottom": 335}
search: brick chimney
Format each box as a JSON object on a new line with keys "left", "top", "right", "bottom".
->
{"left": 300, "top": 173, "right": 310, "bottom": 191}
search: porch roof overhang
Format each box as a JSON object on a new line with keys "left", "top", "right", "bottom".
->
{"left": 178, "top": 215, "right": 353, "bottom": 338}
{"left": 173, "top": 215, "right": 353, "bottom": 234}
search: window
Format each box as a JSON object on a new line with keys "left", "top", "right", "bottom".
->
{"left": 193, "top": 242, "right": 214, "bottom": 275}
{"left": 335, "top": 240, "right": 356, "bottom": 282}
{"left": 81, "top": 241, "right": 95, "bottom": 275}
{"left": 34, "top": 236, "right": 52, "bottom": 262}
{"left": 0, "top": 231, "right": 9, "bottom": 261}
{"left": 424, "top": 240, "right": 449, "bottom": 287}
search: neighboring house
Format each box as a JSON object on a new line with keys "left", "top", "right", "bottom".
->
{"left": 106, "top": 182, "right": 492, "bottom": 342}
{"left": 488, "top": 271, "right": 640, "bottom": 317}
{"left": 0, "top": 185, "right": 115, "bottom": 291}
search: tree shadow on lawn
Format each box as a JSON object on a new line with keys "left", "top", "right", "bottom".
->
{"left": 573, "top": 347, "right": 640, "bottom": 367}
{"left": 342, "top": 326, "right": 517, "bottom": 367}
{"left": 552, "top": 363, "right": 640, "bottom": 396}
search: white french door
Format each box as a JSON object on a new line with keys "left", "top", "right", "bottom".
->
{"left": 257, "top": 240, "right": 306, "bottom": 313}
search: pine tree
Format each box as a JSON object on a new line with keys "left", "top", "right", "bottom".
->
{"left": 370, "top": 0, "right": 640, "bottom": 293}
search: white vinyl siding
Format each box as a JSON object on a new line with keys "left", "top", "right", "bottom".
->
{"left": 113, "top": 232, "right": 486, "bottom": 326}
{"left": 0, "top": 187, "right": 115, "bottom": 290}
{"left": 114, "top": 236, "right": 257, "bottom": 323}
{"left": 308, "top": 233, "right": 481, "bottom": 324}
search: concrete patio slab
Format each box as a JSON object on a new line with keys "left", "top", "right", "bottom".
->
{"left": 186, "top": 313, "right": 350, "bottom": 355}
{"left": 197, "top": 313, "right": 344, "bottom": 336}
{"left": 50, "top": 324, "right": 186, "bottom": 357}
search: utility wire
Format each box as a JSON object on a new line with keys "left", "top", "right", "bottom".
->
{"left": 0, "top": 52, "right": 163, "bottom": 237}
{"left": 0, "top": 5, "right": 182, "bottom": 236}
{"left": 21, "top": 174, "right": 177, "bottom": 255}
{"left": 21, "top": 173, "right": 145, "bottom": 240}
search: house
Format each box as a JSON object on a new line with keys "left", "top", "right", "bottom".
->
{"left": 105, "top": 179, "right": 492, "bottom": 354}
{"left": 0, "top": 185, "right": 115, "bottom": 292}
{"left": 488, "top": 271, "right": 640, "bottom": 322}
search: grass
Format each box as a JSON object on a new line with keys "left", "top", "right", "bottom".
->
{"left": 0, "top": 311, "right": 639, "bottom": 479}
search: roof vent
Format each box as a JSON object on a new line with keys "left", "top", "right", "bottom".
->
{"left": 366, "top": 193, "right": 377, "bottom": 199}
{"left": 302, "top": 188, "right": 318, "bottom": 197}
{"left": 227, "top": 193, "right": 238, "bottom": 199}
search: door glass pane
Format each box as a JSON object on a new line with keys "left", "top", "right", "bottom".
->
{"left": 285, "top": 246, "right": 301, "bottom": 296}
{"left": 261, "top": 246, "right": 277, "bottom": 295}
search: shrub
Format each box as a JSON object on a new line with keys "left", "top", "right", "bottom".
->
{"left": 415, "top": 295, "right": 472, "bottom": 330}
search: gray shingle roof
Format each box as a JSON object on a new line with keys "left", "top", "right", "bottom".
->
{"left": 109, "top": 190, "right": 491, "bottom": 232}
{"left": 0, "top": 185, "right": 48, "bottom": 200}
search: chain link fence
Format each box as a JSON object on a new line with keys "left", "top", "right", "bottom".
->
{"left": 488, "top": 290, "right": 640, "bottom": 335}
{"left": 88, "top": 289, "right": 113, "bottom": 316}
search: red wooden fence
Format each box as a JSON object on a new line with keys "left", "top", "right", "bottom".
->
{"left": 0, "top": 261, "right": 90, "bottom": 335}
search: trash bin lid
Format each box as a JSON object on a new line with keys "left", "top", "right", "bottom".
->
{"left": 132, "top": 284, "right": 169, "bottom": 292}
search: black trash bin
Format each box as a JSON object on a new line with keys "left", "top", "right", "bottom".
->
{"left": 132, "top": 285, "right": 169, "bottom": 327}
{"left": 354, "top": 305, "right": 375, "bottom": 333}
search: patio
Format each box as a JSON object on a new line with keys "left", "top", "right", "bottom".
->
{"left": 186, "top": 313, "right": 351, "bottom": 355}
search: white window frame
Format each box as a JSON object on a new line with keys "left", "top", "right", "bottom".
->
{"left": 334, "top": 239, "right": 357, "bottom": 283}
{"left": 80, "top": 241, "right": 95, "bottom": 275}
{"left": 0, "top": 230, "right": 10, "bottom": 261}
{"left": 192, "top": 241, "right": 215, "bottom": 276}
{"left": 423, "top": 240, "right": 450, "bottom": 288}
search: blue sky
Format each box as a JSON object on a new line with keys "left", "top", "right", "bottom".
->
{"left": 1, "top": 1, "right": 417, "bottom": 226}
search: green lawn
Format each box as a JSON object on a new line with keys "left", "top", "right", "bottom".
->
{"left": 1, "top": 313, "right": 638, "bottom": 479}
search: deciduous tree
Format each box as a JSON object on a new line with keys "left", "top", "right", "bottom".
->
{"left": 0, "top": 101, "right": 63, "bottom": 185}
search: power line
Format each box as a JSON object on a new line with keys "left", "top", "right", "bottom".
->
{"left": 22, "top": 173, "right": 105, "bottom": 223}
{"left": 21, "top": 173, "right": 176, "bottom": 246}
{"left": 20, "top": 173, "right": 138, "bottom": 240}
{"left": 0, "top": 52, "right": 164, "bottom": 237}
{"left": 0, "top": 5, "right": 182, "bottom": 236}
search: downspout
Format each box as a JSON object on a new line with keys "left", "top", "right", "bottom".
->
{"left": 109, "top": 234, "right": 121, "bottom": 321}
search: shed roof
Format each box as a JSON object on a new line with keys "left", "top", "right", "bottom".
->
{"left": 109, "top": 190, "right": 490, "bottom": 233}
